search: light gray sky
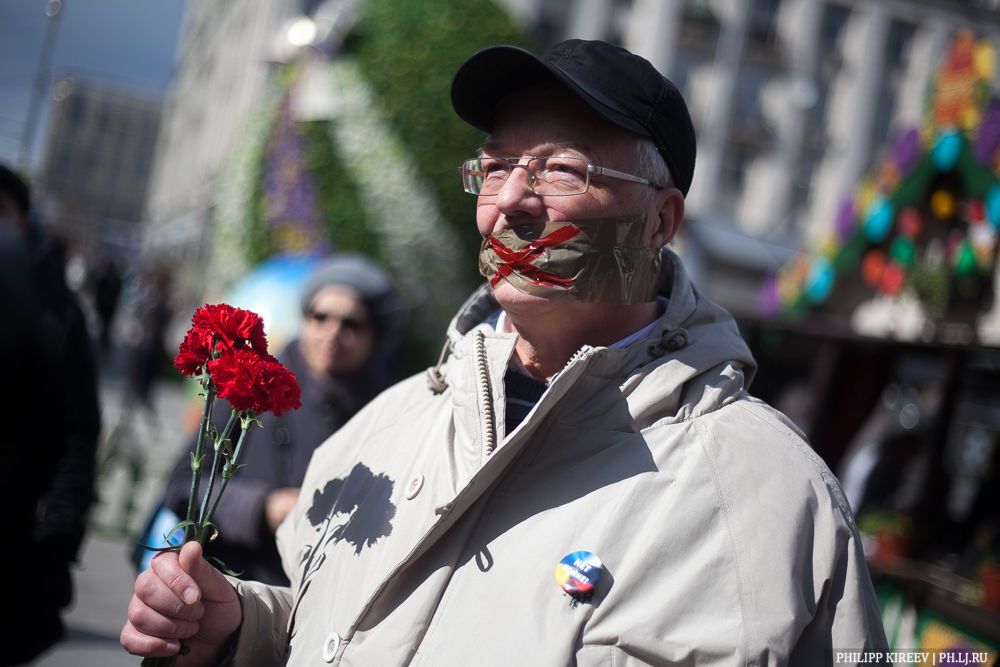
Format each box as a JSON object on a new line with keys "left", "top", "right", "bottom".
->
{"left": 0, "top": 0, "right": 186, "bottom": 171}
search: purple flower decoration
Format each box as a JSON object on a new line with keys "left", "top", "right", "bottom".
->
{"left": 759, "top": 275, "right": 780, "bottom": 316}
{"left": 893, "top": 127, "right": 922, "bottom": 174}
{"left": 973, "top": 100, "right": 1000, "bottom": 167}
{"left": 262, "top": 92, "right": 331, "bottom": 255}
{"left": 834, "top": 196, "right": 856, "bottom": 240}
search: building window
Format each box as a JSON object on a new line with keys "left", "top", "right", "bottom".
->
{"left": 808, "top": 3, "right": 852, "bottom": 135}
{"left": 747, "top": 0, "right": 780, "bottom": 51}
{"left": 729, "top": 63, "right": 773, "bottom": 146}
{"left": 680, "top": 0, "right": 721, "bottom": 45}
{"left": 719, "top": 145, "right": 755, "bottom": 217}
{"left": 868, "top": 18, "right": 916, "bottom": 167}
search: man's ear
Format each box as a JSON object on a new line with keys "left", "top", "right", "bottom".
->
{"left": 648, "top": 188, "right": 684, "bottom": 248}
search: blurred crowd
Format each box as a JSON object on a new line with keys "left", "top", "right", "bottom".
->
{"left": 0, "top": 162, "right": 406, "bottom": 665}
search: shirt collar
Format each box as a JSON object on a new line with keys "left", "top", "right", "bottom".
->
{"left": 495, "top": 297, "right": 668, "bottom": 383}
{"left": 494, "top": 297, "right": 667, "bottom": 350}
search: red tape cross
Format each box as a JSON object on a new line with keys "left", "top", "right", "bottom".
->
{"left": 487, "top": 225, "right": 582, "bottom": 288}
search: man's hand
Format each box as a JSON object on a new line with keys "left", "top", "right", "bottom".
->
{"left": 265, "top": 487, "right": 300, "bottom": 534}
{"left": 121, "top": 541, "right": 241, "bottom": 666}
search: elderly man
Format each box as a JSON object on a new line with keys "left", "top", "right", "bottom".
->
{"left": 122, "top": 40, "right": 886, "bottom": 666}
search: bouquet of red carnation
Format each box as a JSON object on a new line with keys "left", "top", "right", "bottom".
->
{"left": 169, "top": 303, "right": 301, "bottom": 545}
{"left": 142, "top": 304, "right": 300, "bottom": 666}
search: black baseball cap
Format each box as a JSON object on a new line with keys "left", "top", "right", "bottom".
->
{"left": 450, "top": 39, "right": 696, "bottom": 196}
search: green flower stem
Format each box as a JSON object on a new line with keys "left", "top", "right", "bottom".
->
{"left": 184, "top": 389, "right": 216, "bottom": 543}
{"left": 196, "top": 410, "right": 240, "bottom": 541}
{"left": 201, "top": 413, "right": 255, "bottom": 532}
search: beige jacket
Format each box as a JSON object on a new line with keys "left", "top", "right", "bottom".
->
{"left": 228, "top": 251, "right": 887, "bottom": 666}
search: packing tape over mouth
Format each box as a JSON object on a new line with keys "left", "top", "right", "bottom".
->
{"left": 478, "top": 215, "right": 661, "bottom": 304}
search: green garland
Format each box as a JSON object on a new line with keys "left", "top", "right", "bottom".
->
{"left": 351, "top": 0, "right": 532, "bottom": 283}
{"left": 207, "top": 1, "right": 531, "bottom": 366}
{"left": 208, "top": 78, "right": 284, "bottom": 296}
{"left": 300, "top": 119, "right": 383, "bottom": 262}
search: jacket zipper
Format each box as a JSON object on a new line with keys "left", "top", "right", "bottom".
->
{"left": 473, "top": 330, "right": 497, "bottom": 457}
{"left": 344, "top": 337, "right": 598, "bottom": 655}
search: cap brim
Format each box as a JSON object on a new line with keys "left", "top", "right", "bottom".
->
{"left": 450, "top": 45, "right": 649, "bottom": 140}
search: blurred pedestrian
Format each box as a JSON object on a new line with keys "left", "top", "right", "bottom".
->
{"left": 122, "top": 262, "right": 173, "bottom": 412}
{"left": 153, "top": 253, "right": 402, "bottom": 585}
{"left": 0, "top": 164, "right": 101, "bottom": 665}
{"left": 92, "top": 254, "right": 123, "bottom": 354}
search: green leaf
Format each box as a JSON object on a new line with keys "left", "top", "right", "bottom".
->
{"left": 169, "top": 519, "right": 196, "bottom": 535}
{"left": 201, "top": 522, "right": 220, "bottom": 544}
{"left": 240, "top": 413, "right": 263, "bottom": 430}
{"left": 208, "top": 556, "right": 244, "bottom": 577}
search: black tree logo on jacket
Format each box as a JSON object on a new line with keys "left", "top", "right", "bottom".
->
{"left": 289, "top": 462, "right": 396, "bottom": 640}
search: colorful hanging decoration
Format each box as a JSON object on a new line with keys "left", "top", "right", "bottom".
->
{"left": 260, "top": 83, "right": 331, "bottom": 256}
{"left": 931, "top": 130, "right": 962, "bottom": 172}
{"left": 861, "top": 249, "right": 887, "bottom": 288}
{"left": 864, "top": 196, "right": 895, "bottom": 243}
{"left": 763, "top": 29, "right": 1000, "bottom": 332}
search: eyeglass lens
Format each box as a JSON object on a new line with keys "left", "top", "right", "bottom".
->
{"left": 463, "top": 157, "right": 590, "bottom": 196}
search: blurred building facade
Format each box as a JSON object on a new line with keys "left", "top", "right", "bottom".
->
{"left": 493, "top": 0, "right": 1000, "bottom": 316}
{"left": 142, "top": 0, "right": 1000, "bottom": 317}
{"left": 37, "top": 77, "right": 161, "bottom": 250}
{"left": 142, "top": 0, "right": 300, "bottom": 260}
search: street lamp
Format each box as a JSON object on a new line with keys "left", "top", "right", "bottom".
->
{"left": 270, "top": 0, "right": 360, "bottom": 63}
{"left": 286, "top": 17, "right": 318, "bottom": 48}
{"left": 19, "top": 0, "right": 64, "bottom": 172}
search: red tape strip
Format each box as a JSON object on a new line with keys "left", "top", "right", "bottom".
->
{"left": 487, "top": 225, "right": 582, "bottom": 288}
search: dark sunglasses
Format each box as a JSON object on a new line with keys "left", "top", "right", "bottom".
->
{"left": 307, "top": 309, "right": 371, "bottom": 333}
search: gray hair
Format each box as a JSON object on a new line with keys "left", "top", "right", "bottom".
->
{"left": 632, "top": 138, "right": 674, "bottom": 205}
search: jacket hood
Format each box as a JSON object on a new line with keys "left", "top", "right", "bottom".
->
{"left": 438, "top": 249, "right": 757, "bottom": 425}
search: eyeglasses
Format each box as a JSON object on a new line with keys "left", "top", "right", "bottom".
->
{"left": 306, "top": 309, "right": 371, "bottom": 334}
{"left": 459, "top": 156, "right": 662, "bottom": 196}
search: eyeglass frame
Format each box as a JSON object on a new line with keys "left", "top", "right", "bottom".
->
{"left": 458, "top": 155, "right": 664, "bottom": 196}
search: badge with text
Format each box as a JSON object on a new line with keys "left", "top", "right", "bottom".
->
{"left": 555, "top": 550, "right": 604, "bottom": 603}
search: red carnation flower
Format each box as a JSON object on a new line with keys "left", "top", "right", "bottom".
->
{"left": 192, "top": 303, "right": 269, "bottom": 354}
{"left": 173, "top": 327, "right": 216, "bottom": 376}
{"left": 207, "top": 348, "right": 301, "bottom": 416}
{"left": 207, "top": 348, "right": 265, "bottom": 413}
{"left": 252, "top": 357, "right": 302, "bottom": 416}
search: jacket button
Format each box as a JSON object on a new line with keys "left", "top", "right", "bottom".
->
{"left": 405, "top": 474, "right": 424, "bottom": 500}
{"left": 322, "top": 632, "right": 341, "bottom": 662}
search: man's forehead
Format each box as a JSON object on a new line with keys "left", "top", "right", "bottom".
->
{"left": 480, "top": 139, "right": 593, "bottom": 156}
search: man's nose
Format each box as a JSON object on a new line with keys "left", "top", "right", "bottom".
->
{"left": 493, "top": 165, "right": 543, "bottom": 216}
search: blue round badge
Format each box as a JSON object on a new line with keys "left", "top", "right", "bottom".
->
{"left": 554, "top": 550, "right": 603, "bottom": 597}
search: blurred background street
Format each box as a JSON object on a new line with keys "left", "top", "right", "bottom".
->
{"left": 3, "top": 0, "right": 1000, "bottom": 662}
